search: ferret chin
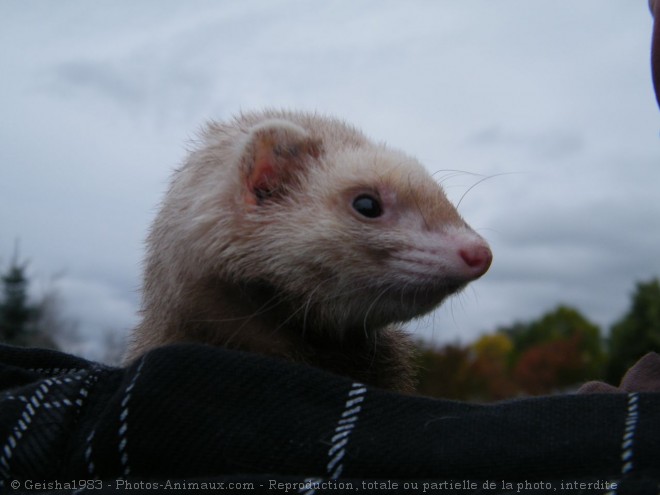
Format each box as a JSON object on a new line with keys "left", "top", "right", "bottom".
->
{"left": 126, "top": 110, "right": 492, "bottom": 393}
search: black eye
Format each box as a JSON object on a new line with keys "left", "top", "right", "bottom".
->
{"left": 352, "top": 194, "right": 383, "bottom": 218}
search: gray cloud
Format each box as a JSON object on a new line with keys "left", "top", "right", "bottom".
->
{"left": 467, "top": 126, "right": 585, "bottom": 161}
{"left": 50, "top": 61, "right": 146, "bottom": 106}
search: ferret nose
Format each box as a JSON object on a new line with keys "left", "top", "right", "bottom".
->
{"left": 459, "top": 244, "right": 492, "bottom": 278}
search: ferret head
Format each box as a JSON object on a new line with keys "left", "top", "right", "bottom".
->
{"left": 148, "top": 111, "right": 491, "bottom": 336}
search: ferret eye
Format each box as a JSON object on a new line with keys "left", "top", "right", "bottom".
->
{"left": 352, "top": 194, "right": 383, "bottom": 218}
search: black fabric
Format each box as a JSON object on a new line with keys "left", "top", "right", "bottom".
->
{"left": 0, "top": 343, "right": 659, "bottom": 494}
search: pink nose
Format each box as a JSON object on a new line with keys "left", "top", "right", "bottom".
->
{"left": 459, "top": 245, "right": 492, "bottom": 277}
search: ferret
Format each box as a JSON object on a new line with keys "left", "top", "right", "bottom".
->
{"left": 126, "top": 110, "right": 492, "bottom": 392}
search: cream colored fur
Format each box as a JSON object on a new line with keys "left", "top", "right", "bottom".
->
{"left": 127, "top": 110, "right": 490, "bottom": 392}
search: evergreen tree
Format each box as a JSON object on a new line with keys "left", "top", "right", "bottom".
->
{"left": 0, "top": 258, "right": 34, "bottom": 344}
{"left": 607, "top": 279, "right": 660, "bottom": 384}
{"left": 0, "top": 255, "right": 58, "bottom": 349}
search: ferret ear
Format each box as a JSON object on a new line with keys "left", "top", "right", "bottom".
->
{"left": 242, "top": 120, "right": 322, "bottom": 206}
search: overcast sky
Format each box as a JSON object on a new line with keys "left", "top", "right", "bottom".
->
{"left": 1, "top": 1, "right": 658, "bottom": 361}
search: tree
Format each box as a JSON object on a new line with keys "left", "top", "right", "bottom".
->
{"left": 607, "top": 278, "right": 660, "bottom": 384}
{"left": 0, "top": 260, "right": 32, "bottom": 343}
{"left": 415, "top": 343, "right": 476, "bottom": 400}
{"left": 470, "top": 333, "right": 518, "bottom": 400}
{"left": 0, "top": 255, "right": 58, "bottom": 349}
{"left": 416, "top": 336, "right": 518, "bottom": 402}
{"left": 513, "top": 335, "right": 585, "bottom": 395}
{"left": 502, "top": 305, "right": 605, "bottom": 380}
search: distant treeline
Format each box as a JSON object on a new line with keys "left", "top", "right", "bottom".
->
{"left": 0, "top": 255, "right": 59, "bottom": 350}
{"left": 415, "top": 279, "right": 660, "bottom": 401}
{"left": 0, "top": 253, "right": 123, "bottom": 364}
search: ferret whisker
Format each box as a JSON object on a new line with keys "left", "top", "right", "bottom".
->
{"left": 437, "top": 172, "right": 478, "bottom": 187}
{"left": 431, "top": 169, "right": 484, "bottom": 187}
{"left": 362, "top": 284, "right": 393, "bottom": 338}
{"left": 449, "top": 288, "right": 471, "bottom": 327}
{"left": 456, "top": 171, "right": 519, "bottom": 209}
{"left": 448, "top": 296, "right": 458, "bottom": 329}
{"left": 226, "top": 290, "right": 301, "bottom": 348}
{"left": 301, "top": 282, "right": 326, "bottom": 339}
{"left": 270, "top": 278, "right": 339, "bottom": 337}
{"left": 245, "top": 291, "right": 288, "bottom": 319}
{"left": 456, "top": 175, "right": 495, "bottom": 209}
{"left": 408, "top": 172, "right": 431, "bottom": 230}
{"left": 364, "top": 283, "right": 396, "bottom": 369}
{"left": 430, "top": 169, "right": 484, "bottom": 178}
{"left": 314, "top": 278, "right": 376, "bottom": 305}
{"left": 190, "top": 286, "right": 286, "bottom": 327}
{"left": 270, "top": 303, "right": 307, "bottom": 336}
{"left": 223, "top": 290, "right": 295, "bottom": 348}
